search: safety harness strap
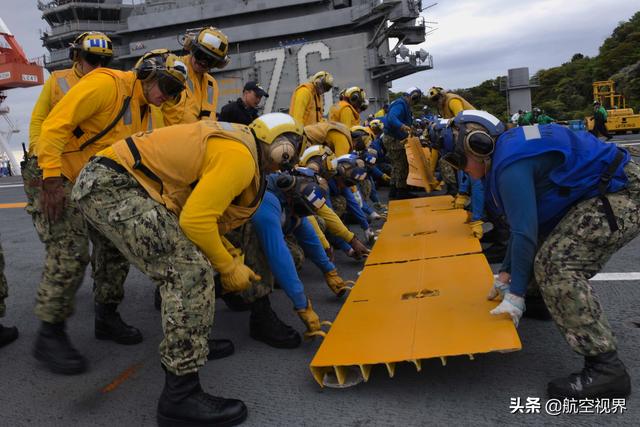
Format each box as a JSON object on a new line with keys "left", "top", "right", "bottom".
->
{"left": 125, "top": 136, "right": 164, "bottom": 197}
{"left": 78, "top": 97, "right": 132, "bottom": 151}
{"left": 597, "top": 149, "right": 625, "bottom": 233}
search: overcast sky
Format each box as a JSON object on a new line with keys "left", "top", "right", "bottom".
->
{"left": 2, "top": 0, "right": 639, "bottom": 153}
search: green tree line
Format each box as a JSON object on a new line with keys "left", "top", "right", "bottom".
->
{"left": 390, "top": 10, "right": 640, "bottom": 121}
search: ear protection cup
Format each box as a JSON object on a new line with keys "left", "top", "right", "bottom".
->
{"left": 276, "top": 174, "right": 296, "bottom": 191}
{"left": 135, "top": 59, "right": 157, "bottom": 82}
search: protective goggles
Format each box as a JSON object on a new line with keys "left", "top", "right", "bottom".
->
{"left": 193, "top": 47, "right": 226, "bottom": 69}
{"left": 157, "top": 74, "right": 185, "bottom": 99}
{"left": 80, "top": 51, "right": 112, "bottom": 67}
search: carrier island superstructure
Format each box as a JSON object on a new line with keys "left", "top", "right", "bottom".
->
{"left": 38, "top": 0, "right": 432, "bottom": 115}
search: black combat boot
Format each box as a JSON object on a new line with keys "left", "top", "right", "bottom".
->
{"left": 221, "top": 293, "right": 251, "bottom": 312}
{"left": 207, "top": 339, "right": 235, "bottom": 360}
{"left": 548, "top": 351, "right": 631, "bottom": 399}
{"left": 249, "top": 295, "right": 301, "bottom": 349}
{"left": 95, "top": 303, "right": 143, "bottom": 345}
{"left": 388, "top": 185, "right": 398, "bottom": 199}
{"left": 391, "top": 187, "right": 420, "bottom": 200}
{"left": 0, "top": 323, "right": 18, "bottom": 348}
{"left": 523, "top": 294, "right": 552, "bottom": 320}
{"left": 33, "top": 321, "right": 87, "bottom": 375}
{"left": 157, "top": 369, "right": 247, "bottom": 427}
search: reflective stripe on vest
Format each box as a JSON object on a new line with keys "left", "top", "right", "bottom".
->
{"left": 123, "top": 103, "right": 132, "bottom": 126}
{"left": 57, "top": 77, "right": 70, "bottom": 95}
{"left": 207, "top": 82, "right": 214, "bottom": 104}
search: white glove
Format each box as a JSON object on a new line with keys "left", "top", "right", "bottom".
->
{"left": 368, "top": 211, "right": 382, "bottom": 222}
{"left": 364, "top": 228, "right": 377, "bottom": 244}
{"left": 490, "top": 293, "right": 525, "bottom": 327}
{"left": 487, "top": 277, "right": 510, "bottom": 300}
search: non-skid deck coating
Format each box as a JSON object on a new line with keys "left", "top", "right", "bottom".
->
{"left": 310, "top": 197, "right": 521, "bottom": 386}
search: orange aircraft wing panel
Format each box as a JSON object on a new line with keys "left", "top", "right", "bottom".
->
{"left": 310, "top": 256, "right": 521, "bottom": 386}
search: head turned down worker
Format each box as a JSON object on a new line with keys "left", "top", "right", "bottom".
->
{"left": 442, "top": 109, "right": 639, "bottom": 400}
{"left": 329, "top": 86, "right": 367, "bottom": 128}
{"left": 160, "top": 26, "right": 230, "bottom": 125}
{"left": 16, "top": 31, "right": 114, "bottom": 353}
{"left": 32, "top": 50, "right": 187, "bottom": 376}
{"left": 383, "top": 86, "right": 423, "bottom": 200}
{"left": 289, "top": 70, "right": 334, "bottom": 126}
{"left": 72, "top": 112, "right": 307, "bottom": 427}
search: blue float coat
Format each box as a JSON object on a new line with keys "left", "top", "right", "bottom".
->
{"left": 385, "top": 97, "right": 412, "bottom": 140}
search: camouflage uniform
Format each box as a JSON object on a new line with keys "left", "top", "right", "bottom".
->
{"left": 0, "top": 238, "right": 7, "bottom": 318}
{"left": 359, "top": 178, "right": 372, "bottom": 202}
{"left": 22, "top": 157, "right": 128, "bottom": 323}
{"left": 439, "top": 159, "right": 458, "bottom": 195}
{"left": 285, "top": 234, "right": 305, "bottom": 271}
{"left": 73, "top": 160, "right": 213, "bottom": 375}
{"left": 330, "top": 195, "right": 347, "bottom": 218}
{"left": 534, "top": 161, "right": 640, "bottom": 356}
{"left": 382, "top": 134, "right": 408, "bottom": 189}
{"left": 225, "top": 224, "right": 274, "bottom": 304}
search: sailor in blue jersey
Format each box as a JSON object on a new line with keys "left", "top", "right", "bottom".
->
{"left": 441, "top": 110, "right": 640, "bottom": 400}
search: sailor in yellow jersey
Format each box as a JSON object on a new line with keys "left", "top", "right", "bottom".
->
{"left": 72, "top": 113, "right": 304, "bottom": 427}
{"left": 31, "top": 50, "right": 187, "bottom": 376}
{"left": 304, "top": 121, "right": 353, "bottom": 157}
{"left": 160, "top": 27, "right": 229, "bottom": 125}
{"left": 28, "top": 32, "right": 113, "bottom": 159}
{"left": 426, "top": 86, "right": 476, "bottom": 196}
{"left": 427, "top": 86, "right": 475, "bottom": 119}
{"left": 329, "top": 86, "right": 366, "bottom": 128}
{"left": 289, "top": 70, "right": 334, "bottom": 126}
{"left": 299, "top": 145, "right": 371, "bottom": 260}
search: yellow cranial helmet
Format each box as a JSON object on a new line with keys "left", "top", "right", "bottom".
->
{"left": 369, "top": 119, "right": 384, "bottom": 133}
{"left": 428, "top": 86, "right": 444, "bottom": 100}
{"left": 344, "top": 86, "right": 365, "bottom": 107}
{"left": 299, "top": 144, "right": 337, "bottom": 175}
{"left": 134, "top": 50, "right": 188, "bottom": 98}
{"left": 249, "top": 113, "right": 305, "bottom": 169}
{"left": 310, "top": 71, "right": 334, "bottom": 92}
{"left": 69, "top": 31, "right": 113, "bottom": 65}
{"left": 185, "top": 27, "right": 230, "bottom": 69}
{"left": 350, "top": 125, "right": 372, "bottom": 150}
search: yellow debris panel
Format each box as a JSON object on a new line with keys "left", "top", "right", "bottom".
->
{"left": 405, "top": 136, "right": 437, "bottom": 193}
{"left": 309, "top": 196, "right": 521, "bottom": 387}
{"left": 367, "top": 198, "right": 480, "bottom": 266}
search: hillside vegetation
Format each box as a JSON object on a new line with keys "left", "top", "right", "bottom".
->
{"left": 392, "top": 11, "right": 640, "bottom": 121}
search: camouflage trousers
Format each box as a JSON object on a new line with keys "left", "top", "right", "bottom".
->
{"left": 382, "top": 134, "right": 409, "bottom": 189}
{"left": 225, "top": 224, "right": 274, "bottom": 304}
{"left": 359, "top": 179, "right": 372, "bottom": 202}
{"left": 330, "top": 195, "right": 347, "bottom": 218}
{"left": 73, "top": 160, "right": 214, "bottom": 375}
{"left": 534, "top": 160, "right": 640, "bottom": 356}
{"left": 439, "top": 159, "right": 458, "bottom": 195}
{"left": 0, "top": 237, "right": 7, "bottom": 318}
{"left": 22, "top": 157, "right": 129, "bottom": 323}
{"left": 224, "top": 224, "right": 305, "bottom": 304}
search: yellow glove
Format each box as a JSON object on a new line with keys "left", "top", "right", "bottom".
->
{"left": 324, "top": 269, "right": 354, "bottom": 297}
{"left": 428, "top": 179, "right": 443, "bottom": 192}
{"left": 296, "top": 299, "right": 332, "bottom": 340}
{"left": 381, "top": 173, "right": 391, "bottom": 183}
{"left": 453, "top": 193, "right": 470, "bottom": 209}
{"left": 469, "top": 220, "right": 484, "bottom": 239}
{"left": 218, "top": 257, "right": 261, "bottom": 294}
